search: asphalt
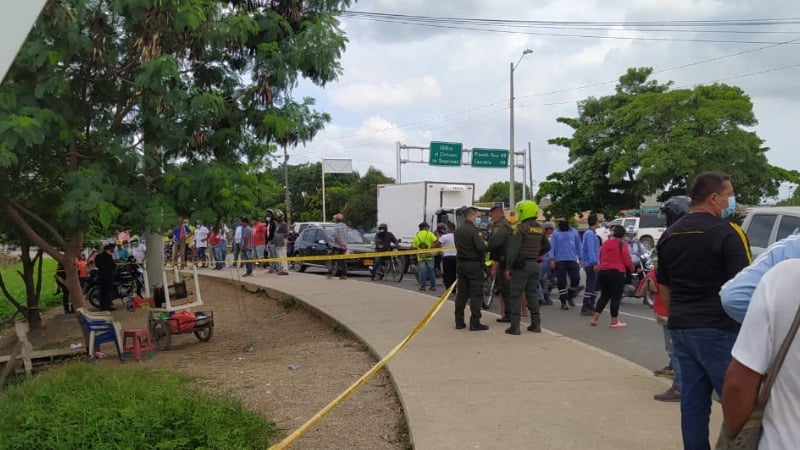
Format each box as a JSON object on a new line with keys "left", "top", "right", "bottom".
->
{"left": 200, "top": 269, "right": 723, "bottom": 449}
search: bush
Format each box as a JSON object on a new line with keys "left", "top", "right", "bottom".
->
{"left": 0, "top": 363, "right": 277, "bottom": 449}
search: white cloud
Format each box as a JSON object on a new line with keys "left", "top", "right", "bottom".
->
{"left": 292, "top": 0, "right": 800, "bottom": 203}
{"left": 329, "top": 76, "right": 442, "bottom": 110}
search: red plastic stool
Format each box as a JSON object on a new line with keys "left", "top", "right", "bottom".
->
{"left": 123, "top": 328, "right": 155, "bottom": 361}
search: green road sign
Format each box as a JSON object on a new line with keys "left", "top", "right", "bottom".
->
{"left": 471, "top": 148, "right": 508, "bottom": 168}
{"left": 429, "top": 141, "right": 463, "bottom": 166}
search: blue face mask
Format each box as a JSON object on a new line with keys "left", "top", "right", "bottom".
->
{"left": 474, "top": 218, "right": 482, "bottom": 226}
{"left": 721, "top": 196, "right": 736, "bottom": 219}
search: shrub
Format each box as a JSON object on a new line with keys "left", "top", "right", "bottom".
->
{"left": 0, "top": 363, "right": 277, "bottom": 449}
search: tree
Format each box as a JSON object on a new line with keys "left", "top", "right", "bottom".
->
{"left": 478, "top": 181, "right": 525, "bottom": 205}
{"left": 0, "top": 0, "right": 351, "bottom": 327}
{"left": 536, "top": 68, "right": 799, "bottom": 218}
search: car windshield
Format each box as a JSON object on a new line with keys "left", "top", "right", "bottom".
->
{"left": 320, "top": 225, "right": 368, "bottom": 244}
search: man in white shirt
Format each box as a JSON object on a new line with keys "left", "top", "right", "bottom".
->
{"left": 720, "top": 258, "right": 800, "bottom": 449}
{"left": 194, "top": 221, "right": 209, "bottom": 268}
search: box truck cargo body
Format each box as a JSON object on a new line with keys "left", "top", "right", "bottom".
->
{"left": 377, "top": 182, "right": 475, "bottom": 243}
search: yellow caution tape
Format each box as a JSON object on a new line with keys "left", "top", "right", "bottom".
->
{"left": 266, "top": 280, "right": 457, "bottom": 450}
{"left": 234, "top": 246, "right": 456, "bottom": 265}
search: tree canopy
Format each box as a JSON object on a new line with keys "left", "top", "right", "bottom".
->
{"left": 536, "top": 67, "right": 800, "bottom": 217}
{"left": 0, "top": 0, "right": 352, "bottom": 320}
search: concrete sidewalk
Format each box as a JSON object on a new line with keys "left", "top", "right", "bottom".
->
{"left": 200, "top": 270, "right": 721, "bottom": 449}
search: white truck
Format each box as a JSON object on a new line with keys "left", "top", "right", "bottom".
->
{"left": 377, "top": 181, "right": 476, "bottom": 243}
{"left": 596, "top": 213, "right": 667, "bottom": 249}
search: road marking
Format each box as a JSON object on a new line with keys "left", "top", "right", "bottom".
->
{"left": 619, "top": 311, "right": 656, "bottom": 322}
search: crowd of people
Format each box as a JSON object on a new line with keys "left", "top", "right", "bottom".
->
{"left": 375, "top": 171, "right": 796, "bottom": 449}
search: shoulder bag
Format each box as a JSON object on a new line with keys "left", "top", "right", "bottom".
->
{"left": 715, "top": 299, "right": 800, "bottom": 449}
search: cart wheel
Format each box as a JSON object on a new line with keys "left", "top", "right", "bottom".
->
{"left": 151, "top": 320, "right": 172, "bottom": 351}
{"left": 194, "top": 325, "right": 213, "bottom": 342}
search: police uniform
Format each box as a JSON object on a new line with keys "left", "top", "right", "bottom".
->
{"left": 505, "top": 212, "right": 551, "bottom": 334}
{"left": 454, "top": 218, "right": 488, "bottom": 330}
{"left": 488, "top": 215, "right": 513, "bottom": 320}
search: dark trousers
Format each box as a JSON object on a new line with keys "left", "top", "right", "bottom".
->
{"left": 454, "top": 261, "right": 483, "bottom": 325}
{"left": 331, "top": 248, "right": 347, "bottom": 277}
{"left": 99, "top": 280, "right": 114, "bottom": 311}
{"left": 582, "top": 265, "right": 598, "bottom": 310}
{"left": 594, "top": 269, "right": 626, "bottom": 317}
{"left": 442, "top": 256, "right": 457, "bottom": 289}
{"left": 555, "top": 260, "right": 581, "bottom": 304}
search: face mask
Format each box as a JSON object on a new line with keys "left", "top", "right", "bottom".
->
{"left": 474, "top": 218, "right": 482, "bottom": 226}
{"left": 558, "top": 221, "right": 569, "bottom": 231}
{"left": 266, "top": 217, "right": 271, "bottom": 222}
{"left": 721, "top": 196, "right": 736, "bottom": 219}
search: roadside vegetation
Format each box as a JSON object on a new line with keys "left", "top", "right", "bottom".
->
{"left": 0, "top": 258, "right": 60, "bottom": 327}
{"left": 0, "top": 364, "right": 277, "bottom": 449}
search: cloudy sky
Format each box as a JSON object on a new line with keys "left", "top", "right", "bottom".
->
{"left": 294, "top": 1, "right": 800, "bottom": 204}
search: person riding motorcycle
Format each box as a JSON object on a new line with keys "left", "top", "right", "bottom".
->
{"left": 625, "top": 226, "right": 648, "bottom": 267}
{"left": 371, "top": 223, "right": 398, "bottom": 280}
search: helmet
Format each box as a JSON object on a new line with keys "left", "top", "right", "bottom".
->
{"left": 514, "top": 200, "right": 540, "bottom": 222}
{"left": 131, "top": 235, "right": 139, "bottom": 242}
{"left": 543, "top": 221, "right": 554, "bottom": 230}
{"left": 626, "top": 225, "right": 637, "bottom": 237}
{"left": 273, "top": 209, "right": 284, "bottom": 220}
{"left": 265, "top": 208, "right": 275, "bottom": 218}
{"left": 660, "top": 195, "right": 691, "bottom": 227}
{"left": 378, "top": 223, "right": 388, "bottom": 232}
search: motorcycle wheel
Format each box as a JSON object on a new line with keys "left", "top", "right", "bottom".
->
{"left": 391, "top": 257, "right": 405, "bottom": 282}
{"left": 87, "top": 286, "right": 102, "bottom": 309}
{"left": 150, "top": 320, "right": 171, "bottom": 351}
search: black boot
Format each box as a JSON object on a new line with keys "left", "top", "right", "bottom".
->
{"left": 469, "top": 318, "right": 489, "bottom": 331}
{"left": 496, "top": 315, "right": 511, "bottom": 323}
{"left": 455, "top": 322, "right": 466, "bottom": 330}
{"left": 527, "top": 323, "right": 541, "bottom": 333}
{"left": 505, "top": 326, "right": 521, "bottom": 335}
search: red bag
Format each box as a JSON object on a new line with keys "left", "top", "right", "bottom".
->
{"left": 170, "top": 310, "right": 196, "bottom": 333}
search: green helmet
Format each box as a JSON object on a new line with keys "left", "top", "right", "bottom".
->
{"left": 515, "top": 200, "right": 540, "bottom": 222}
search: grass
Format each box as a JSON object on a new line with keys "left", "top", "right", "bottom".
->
{"left": 0, "top": 363, "right": 278, "bottom": 449}
{"left": 0, "top": 258, "right": 61, "bottom": 324}
{"left": 279, "top": 294, "right": 297, "bottom": 309}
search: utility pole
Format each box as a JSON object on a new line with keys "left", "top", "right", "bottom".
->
{"left": 509, "top": 49, "right": 532, "bottom": 210}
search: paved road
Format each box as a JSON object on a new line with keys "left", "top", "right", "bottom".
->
{"left": 296, "top": 263, "right": 667, "bottom": 373}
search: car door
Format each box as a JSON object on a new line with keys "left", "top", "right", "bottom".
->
{"left": 776, "top": 214, "right": 800, "bottom": 242}
{"left": 745, "top": 213, "right": 777, "bottom": 257}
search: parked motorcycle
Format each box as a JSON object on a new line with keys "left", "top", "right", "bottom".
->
{"left": 85, "top": 256, "right": 144, "bottom": 309}
{"left": 623, "top": 250, "right": 656, "bottom": 307}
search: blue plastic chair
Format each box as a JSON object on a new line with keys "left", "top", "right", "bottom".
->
{"left": 78, "top": 314, "right": 124, "bottom": 362}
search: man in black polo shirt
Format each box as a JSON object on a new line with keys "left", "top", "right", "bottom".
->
{"left": 656, "top": 172, "right": 751, "bottom": 450}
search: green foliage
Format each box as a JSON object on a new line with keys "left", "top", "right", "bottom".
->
{"left": 279, "top": 294, "right": 297, "bottom": 309}
{"left": 478, "top": 181, "right": 526, "bottom": 205}
{"left": 537, "top": 67, "right": 799, "bottom": 217}
{"left": 0, "top": 258, "right": 61, "bottom": 324}
{"left": 0, "top": 363, "right": 277, "bottom": 449}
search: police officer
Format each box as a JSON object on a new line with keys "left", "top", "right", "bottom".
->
{"left": 454, "top": 207, "right": 489, "bottom": 331}
{"left": 487, "top": 204, "right": 513, "bottom": 323}
{"left": 505, "top": 200, "right": 551, "bottom": 334}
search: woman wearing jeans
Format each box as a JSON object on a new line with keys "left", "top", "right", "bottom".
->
{"left": 590, "top": 225, "right": 634, "bottom": 328}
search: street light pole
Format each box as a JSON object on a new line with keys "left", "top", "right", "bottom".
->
{"left": 509, "top": 49, "right": 532, "bottom": 211}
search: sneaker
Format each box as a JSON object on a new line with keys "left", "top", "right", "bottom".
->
{"left": 496, "top": 316, "right": 511, "bottom": 323}
{"left": 418, "top": 286, "right": 426, "bottom": 291}
{"left": 653, "top": 387, "right": 681, "bottom": 402}
{"left": 560, "top": 304, "right": 569, "bottom": 311}
{"left": 580, "top": 308, "right": 594, "bottom": 316}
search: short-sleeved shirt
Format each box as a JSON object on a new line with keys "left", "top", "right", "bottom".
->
{"left": 438, "top": 233, "right": 456, "bottom": 257}
{"left": 731, "top": 259, "right": 800, "bottom": 450}
{"left": 333, "top": 222, "right": 349, "bottom": 249}
{"left": 656, "top": 212, "right": 751, "bottom": 329}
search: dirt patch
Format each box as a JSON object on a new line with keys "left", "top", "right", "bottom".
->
{"left": 0, "top": 276, "right": 408, "bottom": 450}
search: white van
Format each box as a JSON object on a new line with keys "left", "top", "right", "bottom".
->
{"left": 741, "top": 206, "right": 800, "bottom": 258}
